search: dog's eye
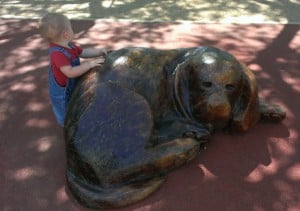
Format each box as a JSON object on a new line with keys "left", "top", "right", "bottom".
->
{"left": 202, "top": 82, "right": 212, "bottom": 88}
{"left": 225, "top": 84, "right": 235, "bottom": 91}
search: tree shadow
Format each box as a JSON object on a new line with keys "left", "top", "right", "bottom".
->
{"left": 1, "top": 0, "right": 300, "bottom": 22}
{"left": 0, "top": 19, "right": 95, "bottom": 211}
{"left": 1, "top": 18, "right": 300, "bottom": 211}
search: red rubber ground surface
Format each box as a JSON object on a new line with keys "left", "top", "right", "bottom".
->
{"left": 1, "top": 19, "right": 299, "bottom": 211}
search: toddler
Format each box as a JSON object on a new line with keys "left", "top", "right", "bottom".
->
{"left": 39, "top": 13, "right": 107, "bottom": 126}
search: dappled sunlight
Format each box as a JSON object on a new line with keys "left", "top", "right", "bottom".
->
{"left": 101, "top": 0, "right": 115, "bottom": 8}
{"left": 245, "top": 127, "right": 298, "bottom": 183}
{"left": 272, "top": 179, "right": 298, "bottom": 210}
{"left": 244, "top": 165, "right": 265, "bottom": 183}
{"left": 289, "top": 27, "right": 300, "bottom": 49}
{"left": 137, "top": 200, "right": 164, "bottom": 211}
{"left": 56, "top": 186, "right": 69, "bottom": 204}
{"left": 5, "top": 52, "right": 48, "bottom": 75}
{"left": 276, "top": 57, "right": 289, "bottom": 63}
{"left": 10, "top": 82, "right": 36, "bottom": 92}
{"left": 28, "top": 136, "right": 56, "bottom": 153}
{"left": 0, "top": 21, "right": 51, "bottom": 129}
{"left": 0, "top": 38, "right": 10, "bottom": 45}
{"left": 222, "top": 14, "right": 285, "bottom": 24}
{"left": 286, "top": 164, "right": 300, "bottom": 181}
{"left": 281, "top": 71, "right": 300, "bottom": 93}
{"left": 78, "top": 20, "right": 175, "bottom": 49}
{"left": 263, "top": 159, "right": 285, "bottom": 176}
{"left": 245, "top": 140, "right": 296, "bottom": 183}
{"left": 26, "top": 118, "right": 51, "bottom": 128}
{"left": 256, "top": 71, "right": 272, "bottom": 80}
{"left": 16, "top": 61, "right": 48, "bottom": 74}
{"left": 283, "top": 128, "right": 298, "bottom": 143}
{"left": 10, "top": 48, "right": 33, "bottom": 65}
{"left": 268, "top": 137, "right": 297, "bottom": 163}
{"left": 1, "top": 0, "right": 298, "bottom": 23}
{"left": 273, "top": 179, "right": 293, "bottom": 193}
{"left": 36, "top": 138, "right": 52, "bottom": 152}
{"left": 26, "top": 101, "right": 47, "bottom": 112}
{"left": 1, "top": 15, "right": 299, "bottom": 210}
{"left": 10, "top": 166, "right": 46, "bottom": 181}
{"left": 198, "top": 164, "right": 218, "bottom": 181}
{"left": 248, "top": 63, "right": 263, "bottom": 72}
{"left": 0, "top": 96, "right": 17, "bottom": 124}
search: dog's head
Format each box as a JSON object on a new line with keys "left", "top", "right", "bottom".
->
{"left": 174, "top": 47, "right": 260, "bottom": 132}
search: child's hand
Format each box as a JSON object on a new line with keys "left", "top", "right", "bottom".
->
{"left": 101, "top": 48, "right": 108, "bottom": 56}
{"left": 88, "top": 57, "right": 105, "bottom": 68}
{"left": 100, "top": 48, "right": 113, "bottom": 57}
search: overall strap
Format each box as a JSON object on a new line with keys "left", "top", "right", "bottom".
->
{"left": 49, "top": 46, "right": 72, "bottom": 60}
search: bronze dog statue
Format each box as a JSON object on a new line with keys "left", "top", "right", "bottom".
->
{"left": 64, "top": 46, "right": 285, "bottom": 209}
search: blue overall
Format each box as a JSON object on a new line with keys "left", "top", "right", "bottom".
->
{"left": 48, "top": 45, "right": 80, "bottom": 126}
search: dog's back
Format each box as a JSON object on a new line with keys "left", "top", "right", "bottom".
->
{"left": 97, "top": 47, "right": 189, "bottom": 107}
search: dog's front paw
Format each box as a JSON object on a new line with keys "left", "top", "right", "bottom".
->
{"left": 183, "top": 125, "right": 211, "bottom": 142}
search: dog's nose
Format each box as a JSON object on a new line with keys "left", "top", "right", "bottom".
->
{"left": 207, "top": 93, "right": 231, "bottom": 117}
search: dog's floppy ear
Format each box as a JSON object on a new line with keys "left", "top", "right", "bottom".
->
{"left": 173, "top": 61, "right": 194, "bottom": 120}
{"left": 231, "top": 64, "right": 260, "bottom": 132}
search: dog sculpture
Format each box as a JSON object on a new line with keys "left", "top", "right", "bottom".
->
{"left": 64, "top": 46, "right": 285, "bottom": 208}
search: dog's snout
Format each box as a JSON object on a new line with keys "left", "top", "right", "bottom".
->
{"left": 207, "top": 93, "right": 231, "bottom": 115}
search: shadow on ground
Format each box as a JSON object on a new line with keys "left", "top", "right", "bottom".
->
{"left": 1, "top": 0, "right": 300, "bottom": 23}
{"left": 0, "top": 18, "right": 299, "bottom": 210}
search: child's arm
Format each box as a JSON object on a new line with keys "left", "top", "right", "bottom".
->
{"left": 60, "top": 57, "right": 105, "bottom": 78}
{"left": 81, "top": 48, "right": 107, "bottom": 58}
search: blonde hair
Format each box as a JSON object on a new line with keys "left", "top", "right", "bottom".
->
{"left": 38, "top": 13, "right": 71, "bottom": 42}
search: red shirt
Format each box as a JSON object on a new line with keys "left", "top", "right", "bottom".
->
{"left": 49, "top": 42, "right": 82, "bottom": 87}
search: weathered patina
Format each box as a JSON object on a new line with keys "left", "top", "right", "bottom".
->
{"left": 64, "top": 46, "right": 285, "bottom": 209}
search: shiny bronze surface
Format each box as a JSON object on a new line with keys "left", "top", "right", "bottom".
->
{"left": 64, "top": 46, "right": 285, "bottom": 208}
